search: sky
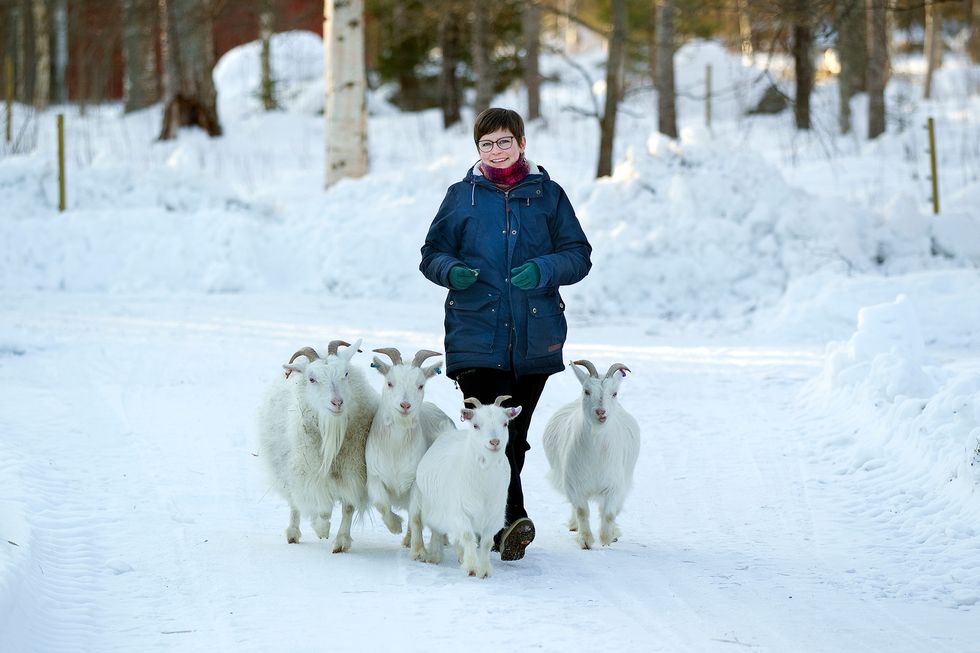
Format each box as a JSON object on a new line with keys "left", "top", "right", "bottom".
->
{"left": 1, "top": 29, "right": 979, "bottom": 653}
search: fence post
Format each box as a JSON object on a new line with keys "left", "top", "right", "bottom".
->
{"left": 57, "top": 113, "right": 66, "bottom": 211}
{"left": 4, "top": 56, "right": 12, "bottom": 144}
{"left": 927, "top": 117, "right": 939, "bottom": 215}
{"left": 705, "top": 64, "right": 712, "bottom": 130}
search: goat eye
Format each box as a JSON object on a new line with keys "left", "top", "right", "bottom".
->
{"left": 417, "top": 385, "right": 424, "bottom": 390}
{"left": 387, "top": 382, "right": 394, "bottom": 388}
{"left": 584, "top": 390, "right": 591, "bottom": 396}
{"left": 473, "top": 424, "right": 480, "bottom": 429}
{"left": 309, "top": 377, "right": 316, "bottom": 384}
{"left": 612, "top": 392, "right": 618, "bottom": 397}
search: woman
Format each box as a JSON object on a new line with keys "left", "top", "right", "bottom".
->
{"left": 419, "top": 108, "right": 592, "bottom": 561}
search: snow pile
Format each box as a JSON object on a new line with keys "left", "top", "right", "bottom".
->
{"left": 0, "top": 33, "right": 978, "bottom": 324}
{"left": 809, "top": 295, "right": 980, "bottom": 607}
{"left": 212, "top": 30, "right": 325, "bottom": 119}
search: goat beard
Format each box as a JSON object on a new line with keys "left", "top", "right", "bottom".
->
{"left": 318, "top": 412, "right": 349, "bottom": 477}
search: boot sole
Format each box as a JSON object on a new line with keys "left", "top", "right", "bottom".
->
{"left": 499, "top": 518, "right": 535, "bottom": 561}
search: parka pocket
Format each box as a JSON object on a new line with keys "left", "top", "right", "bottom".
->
{"left": 525, "top": 289, "right": 567, "bottom": 359}
{"left": 445, "top": 290, "right": 500, "bottom": 354}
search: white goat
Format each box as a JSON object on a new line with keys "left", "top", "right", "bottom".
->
{"left": 366, "top": 347, "right": 454, "bottom": 545}
{"left": 257, "top": 339, "right": 379, "bottom": 553}
{"left": 409, "top": 396, "right": 521, "bottom": 578}
{"left": 542, "top": 360, "right": 640, "bottom": 549}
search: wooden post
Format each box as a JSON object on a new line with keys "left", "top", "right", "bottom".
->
{"left": 57, "top": 113, "right": 66, "bottom": 211}
{"left": 927, "top": 117, "right": 939, "bottom": 214}
{"left": 705, "top": 64, "right": 712, "bottom": 129}
{"left": 4, "top": 56, "right": 12, "bottom": 144}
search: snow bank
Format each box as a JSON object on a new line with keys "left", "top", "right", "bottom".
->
{"left": 807, "top": 295, "right": 980, "bottom": 607}
{"left": 0, "top": 33, "right": 977, "bottom": 327}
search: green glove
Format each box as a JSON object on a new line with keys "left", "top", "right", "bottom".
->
{"left": 510, "top": 262, "right": 540, "bottom": 290}
{"left": 449, "top": 266, "right": 479, "bottom": 290}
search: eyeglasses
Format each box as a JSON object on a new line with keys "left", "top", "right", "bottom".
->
{"left": 477, "top": 137, "right": 515, "bottom": 153}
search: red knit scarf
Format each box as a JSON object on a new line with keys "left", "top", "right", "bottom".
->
{"left": 481, "top": 154, "right": 530, "bottom": 188}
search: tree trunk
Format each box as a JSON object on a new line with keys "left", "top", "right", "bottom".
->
{"left": 14, "top": 0, "right": 30, "bottom": 103}
{"left": 736, "top": 0, "right": 753, "bottom": 62}
{"left": 792, "top": 9, "right": 813, "bottom": 130}
{"left": 524, "top": 0, "right": 541, "bottom": 121}
{"left": 923, "top": 1, "right": 942, "bottom": 99}
{"left": 158, "top": 0, "right": 221, "bottom": 139}
{"left": 438, "top": 2, "right": 462, "bottom": 128}
{"left": 967, "top": 0, "right": 979, "bottom": 63}
{"left": 563, "top": 0, "right": 580, "bottom": 52}
{"left": 655, "top": 0, "right": 677, "bottom": 139}
{"left": 596, "top": 0, "right": 626, "bottom": 177}
{"left": 324, "top": 0, "right": 368, "bottom": 188}
{"left": 32, "top": 0, "right": 50, "bottom": 111}
{"left": 391, "top": 1, "right": 421, "bottom": 110}
{"left": 123, "top": 0, "right": 159, "bottom": 112}
{"left": 52, "top": 0, "right": 66, "bottom": 104}
{"left": 837, "top": 0, "right": 866, "bottom": 134}
{"left": 867, "top": 0, "right": 887, "bottom": 139}
{"left": 471, "top": 0, "right": 494, "bottom": 116}
{"left": 259, "top": 0, "right": 276, "bottom": 110}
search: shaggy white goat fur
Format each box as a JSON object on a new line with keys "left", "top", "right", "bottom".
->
{"left": 542, "top": 360, "right": 640, "bottom": 549}
{"left": 366, "top": 347, "right": 454, "bottom": 545}
{"left": 409, "top": 397, "right": 521, "bottom": 578}
{"left": 257, "top": 339, "right": 379, "bottom": 553}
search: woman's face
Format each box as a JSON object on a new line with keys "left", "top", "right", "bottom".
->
{"left": 477, "top": 128, "right": 526, "bottom": 169}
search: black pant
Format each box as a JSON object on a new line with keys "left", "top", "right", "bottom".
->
{"left": 454, "top": 368, "right": 549, "bottom": 526}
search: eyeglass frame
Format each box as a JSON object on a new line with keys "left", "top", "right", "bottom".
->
{"left": 477, "top": 136, "right": 516, "bottom": 153}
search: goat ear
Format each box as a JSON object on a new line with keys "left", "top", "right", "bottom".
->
{"left": 569, "top": 362, "right": 590, "bottom": 385}
{"left": 283, "top": 362, "right": 306, "bottom": 377}
{"left": 422, "top": 361, "right": 443, "bottom": 379}
{"left": 370, "top": 356, "right": 390, "bottom": 375}
{"left": 506, "top": 406, "right": 522, "bottom": 420}
{"left": 340, "top": 339, "right": 362, "bottom": 362}
{"left": 460, "top": 408, "right": 475, "bottom": 422}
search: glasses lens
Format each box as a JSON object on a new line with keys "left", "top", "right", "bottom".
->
{"left": 478, "top": 137, "right": 515, "bottom": 153}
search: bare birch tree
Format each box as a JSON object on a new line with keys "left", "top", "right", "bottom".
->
{"left": 123, "top": 0, "right": 158, "bottom": 112}
{"left": 524, "top": 0, "right": 542, "bottom": 121}
{"left": 596, "top": 0, "right": 626, "bottom": 177}
{"left": 867, "top": 0, "right": 887, "bottom": 138}
{"left": 655, "top": 0, "right": 677, "bottom": 139}
{"left": 32, "top": 0, "right": 49, "bottom": 110}
{"left": 324, "top": 0, "right": 368, "bottom": 188}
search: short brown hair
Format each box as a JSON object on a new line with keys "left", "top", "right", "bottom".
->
{"left": 473, "top": 108, "right": 525, "bottom": 145}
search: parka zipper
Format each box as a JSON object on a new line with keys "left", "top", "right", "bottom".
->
{"left": 504, "top": 190, "right": 513, "bottom": 360}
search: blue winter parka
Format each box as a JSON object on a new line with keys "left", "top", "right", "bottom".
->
{"left": 420, "top": 161, "right": 592, "bottom": 378}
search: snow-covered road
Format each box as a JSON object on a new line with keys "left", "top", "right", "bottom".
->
{"left": 1, "top": 293, "right": 977, "bottom": 652}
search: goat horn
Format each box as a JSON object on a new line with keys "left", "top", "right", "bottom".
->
{"left": 572, "top": 359, "right": 599, "bottom": 378}
{"left": 493, "top": 395, "right": 512, "bottom": 406}
{"left": 464, "top": 397, "right": 483, "bottom": 408}
{"left": 327, "top": 340, "right": 352, "bottom": 356}
{"left": 412, "top": 349, "right": 442, "bottom": 367}
{"left": 605, "top": 363, "right": 631, "bottom": 378}
{"left": 288, "top": 347, "right": 319, "bottom": 364}
{"left": 372, "top": 347, "right": 404, "bottom": 365}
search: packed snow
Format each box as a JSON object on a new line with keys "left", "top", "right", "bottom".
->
{"left": 1, "top": 31, "right": 979, "bottom": 652}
